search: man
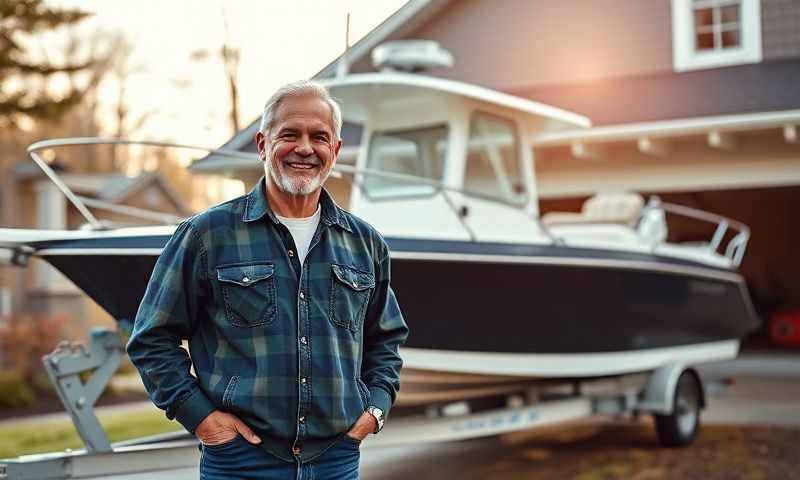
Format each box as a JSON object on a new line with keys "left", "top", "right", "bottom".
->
{"left": 127, "top": 80, "right": 409, "bottom": 479}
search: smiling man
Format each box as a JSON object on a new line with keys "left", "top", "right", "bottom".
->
{"left": 127, "top": 80, "right": 409, "bottom": 480}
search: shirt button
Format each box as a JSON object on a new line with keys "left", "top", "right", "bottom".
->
{"left": 288, "top": 250, "right": 295, "bottom": 257}
{"left": 299, "top": 291, "right": 305, "bottom": 300}
{"left": 293, "top": 446, "right": 301, "bottom": 455}
{"left": 300, "top": 336, "right": 308, "bottom": 345}
{"left": 301, "top": 377, "right": 307, "bottom": 384}
{"left": 299, "top": 416, "right": 305, "bottom": 423}
{"left": 242, "top": 276, "right": 250, "bottom": 283}
{"left": 352, "top": 281, "right": 358, "bottom": 288}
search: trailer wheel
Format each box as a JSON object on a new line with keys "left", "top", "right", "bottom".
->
{"left": 654, "top": 371, "right": 701, "bottom": 447}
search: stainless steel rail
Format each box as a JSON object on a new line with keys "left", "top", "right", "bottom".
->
{"left": 26, "top": 137, "right": 561, "bottom": 243}
{"left": 642, "top": 197, "right": 750, "bottom": 267}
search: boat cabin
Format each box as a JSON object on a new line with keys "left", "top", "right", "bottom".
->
{"left": 324, "top": 72, "right": 590, "bottom": 243}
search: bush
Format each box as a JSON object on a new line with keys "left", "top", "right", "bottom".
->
{"left": 0, "top": 369, "right": 35, "bottom": 409}
{"left": 0, "top": 313, "right": 67, "bottom": 393}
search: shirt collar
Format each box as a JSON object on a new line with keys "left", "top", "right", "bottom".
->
{"left": 242, "top": 176, "right": 351, "bottom": 232}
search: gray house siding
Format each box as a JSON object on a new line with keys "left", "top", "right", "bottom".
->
{"left": 348, "top": 0, "right": 800, "bottom": 125}
{"left": 352, "top": 0, "right": 676, "bottom": 89}
{"left": 508, "top": 58, "right": 800, "bottom": 125}
{"left": 763, "top": 0, "right": 800, "bottom": 60}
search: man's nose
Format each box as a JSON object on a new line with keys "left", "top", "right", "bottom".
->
{"left": 294, "top": 136, "right": 314, "bottom": 156}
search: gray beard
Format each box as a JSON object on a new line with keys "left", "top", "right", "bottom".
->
{"left": 267, "top": 159, "right": 331, "bottom": 195}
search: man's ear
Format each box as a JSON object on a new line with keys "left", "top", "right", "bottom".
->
{"left": 255, "top": 131, "right": 266, "bottom": 161}
{"left": 333, "top": 139, "right": 342, "bottom": 157}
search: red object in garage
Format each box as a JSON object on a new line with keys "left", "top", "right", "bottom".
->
{"left": 769, "top": 311, "right": 800, "bottom": 347}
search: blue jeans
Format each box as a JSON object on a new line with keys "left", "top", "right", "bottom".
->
{"left": 199, "top": 434, "right": 361, "bottom": 480}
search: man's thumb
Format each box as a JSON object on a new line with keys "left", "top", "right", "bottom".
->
{"left": 233, "top": 419, "right": 261, "bottom": 444}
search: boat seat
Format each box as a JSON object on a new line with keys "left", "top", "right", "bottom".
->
{"left": 542, "top": 192, "right": 645, "bottom": 226}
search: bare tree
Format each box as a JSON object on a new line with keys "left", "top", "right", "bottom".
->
{"left": 108, "top": 36, "right": 151, "bottom": 171}
{"left": 190, "top": 4, "right": 241, "bottom": 136}
{"left": 220, "top": 4, "right": 240, "bottom": 135}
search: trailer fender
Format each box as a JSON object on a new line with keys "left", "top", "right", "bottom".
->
{"left": 637, "top": 365, "right": 706, "bottom": 415}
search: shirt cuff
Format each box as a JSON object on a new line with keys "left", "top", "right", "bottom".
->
{"left": 173, "top": 388, "right": 217, "bottom": 434}
{"left": 367, "top": 386, "right": 393, "bottom": 418}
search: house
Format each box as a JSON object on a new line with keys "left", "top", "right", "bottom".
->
{"left": 192, "top": 0, "right": 799, "bottom": 321}
{"left": 0, "top": 162, "right": 189, "bottom": 338}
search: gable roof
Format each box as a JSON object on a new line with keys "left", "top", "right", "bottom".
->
{"left": 13, "top": 165, "right": 190, "bottom": 215}
{"left": 315, "top": 0, "right": 450, "bottom": 79}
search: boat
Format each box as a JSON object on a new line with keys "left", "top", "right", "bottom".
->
{"left": 0, "top": 45, "right": 760, "bottom": 410}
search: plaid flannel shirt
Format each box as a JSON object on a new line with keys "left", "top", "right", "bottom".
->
{"left": 127, "top": 178, "right": 408, "bottom": 463}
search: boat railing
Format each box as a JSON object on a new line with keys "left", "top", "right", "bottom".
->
{"left": 27, "top": 138, "right": 257, "bottom": 229}
{"left": 642, "top": 197, "right": 750, "bottom": 267}
{"left": 333, "top": 163, "right": 562, "bottom": 244}
{"left": 27, "top": 137, "right": 563, "bottom": 243}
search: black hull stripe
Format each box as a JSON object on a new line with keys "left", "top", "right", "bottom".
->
{"left": 34, "top": 235, "right": 735, "bottom": 270}
{"left": 36, "top": 236, "right": 740, "bottom": 284}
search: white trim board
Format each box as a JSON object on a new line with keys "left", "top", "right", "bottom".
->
{"left": 532, "top": 109, "right": 800, "bottom": 146}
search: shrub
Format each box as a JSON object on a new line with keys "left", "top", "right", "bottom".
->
{"left": 0, "top": 313, "right": 67, "bottom": 393}
{"left": 0, "top": 369, "right": 35, "bottom": 409}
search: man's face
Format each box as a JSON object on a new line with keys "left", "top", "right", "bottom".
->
{"left": 256, "top": 95, "right": 341, "bottom": 196}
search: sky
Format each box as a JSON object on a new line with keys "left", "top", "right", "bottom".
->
{"left": 44, "top": 0, "right": 407, "bottom": 152}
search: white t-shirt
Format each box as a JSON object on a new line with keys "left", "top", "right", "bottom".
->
{"left": 275, "top": 205, "right": 321, "bottom": 265}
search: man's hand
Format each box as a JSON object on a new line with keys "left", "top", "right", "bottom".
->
{"left": 346, "top": 411, "right": 378, "bottom": 441}
{"left": 195, "top": 410, "right": 262, "bottom": 446}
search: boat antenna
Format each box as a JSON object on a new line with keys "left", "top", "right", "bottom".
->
{"left": 336, "top": 12, "right": 351, "bottom": 78}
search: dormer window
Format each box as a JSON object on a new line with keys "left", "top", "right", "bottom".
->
{"left": 671, "top": 0, "right": 762, "bottom": 72}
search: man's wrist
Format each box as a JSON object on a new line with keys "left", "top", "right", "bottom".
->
{"left": 366, "top": 405, "right": 385, "bottom": 433}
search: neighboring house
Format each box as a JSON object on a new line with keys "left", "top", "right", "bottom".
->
{"left": 192, "top": 0, "right": 799, "bottom": 318}
{"left": 0, "top": 162, "right": 189, "bottom": 338}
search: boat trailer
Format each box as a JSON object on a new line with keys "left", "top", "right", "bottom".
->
{"left": 1, "top": 326, "right": 706, "bottom": 479}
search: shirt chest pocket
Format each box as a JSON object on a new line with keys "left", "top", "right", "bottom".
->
{"left": 217, "top": 262, "right": 277, "bottom": 327}
{"left": 329, "top": 264, "right": 375, "bottom": 333}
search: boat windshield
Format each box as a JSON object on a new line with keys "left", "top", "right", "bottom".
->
{"left": 363, "top": 124, "right": 448, "bottom": 199}
{"left": 464, "top": 111, "right": 526, "bottom": 205}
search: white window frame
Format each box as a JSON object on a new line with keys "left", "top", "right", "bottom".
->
{"left": 672, "top": 0, "right": 762, "bottom": 72}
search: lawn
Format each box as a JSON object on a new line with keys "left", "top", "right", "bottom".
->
{"left": 0, "top": 407, "right": 181, "bottom": 459}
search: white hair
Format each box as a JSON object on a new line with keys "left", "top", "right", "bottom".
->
{"left": 258, "top": 80, "right": 342, "bottom": 140}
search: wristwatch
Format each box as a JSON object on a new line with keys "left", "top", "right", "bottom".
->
{"left": 366, "top": 406, "right": 385, "bottom": 433}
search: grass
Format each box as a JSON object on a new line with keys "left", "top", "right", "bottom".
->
{"left": 0, "top": 407, "right": 181, "bottom": 459}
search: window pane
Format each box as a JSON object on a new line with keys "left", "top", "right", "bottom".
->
{"left": 695, "top": 32, "right": 715, "bottom": 50}
{"left": 464, "top": 112, "right": 525, "bottom": 204}
{"left": 720, "top": 4, "right": 739, "bottom": 23}
{"left": 365, "top": 125, "right": 448, "bottom": 197}
{"left": 693, "top": 8, "right": 714, "bottom": 29}
{"left": 721, "top": 29, "right": 740, "bottom": 48}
